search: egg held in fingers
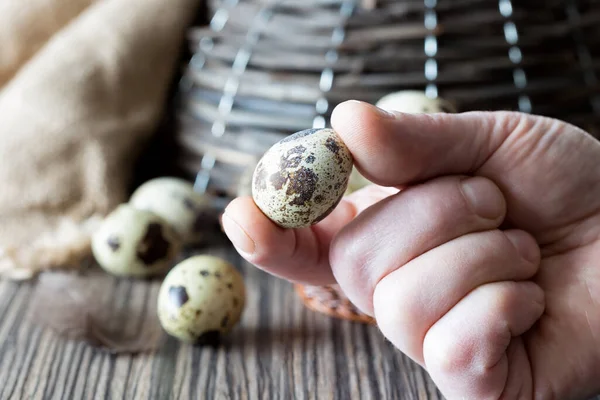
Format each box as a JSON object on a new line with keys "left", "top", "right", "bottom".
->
{"left": 251, "top": 128, "right": 353, "bottom": 229}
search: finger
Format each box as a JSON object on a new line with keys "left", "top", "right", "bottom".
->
{"left": 331, "top": 100, "right": 600, "bottom": 236}
{"left": 330, "top": 175, "right": 506, "bottom": 314}
{"left": 372, "top": 229, "right": 540, "bottom": 364}
{"left": 330, "top": 100, "right": 506, "bottom": 186}
{"left": 222, "top": 186, "right": 396, "bottom": 285}
{"left": 422, "top": 281, "right": 544, "bottom": 400}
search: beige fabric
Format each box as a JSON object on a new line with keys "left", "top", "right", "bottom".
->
{"left": 0, "top": 0, "right": 97, "bottom": 86}
{"left": 0, "top": 0, "right": 200, "bottom": 280}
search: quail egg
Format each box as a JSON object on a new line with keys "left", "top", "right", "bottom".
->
{"left": 130, "top": 177, "right": 212, "bottom": 244}
{"left": 252, "top": 128, "right": 353, "bottom": 228}
{"left": 157, "top": 255, "right": 246, "bottom": 344}
{"left": 375, "top": 91, "right": 457, "bottom": 114}
{"left": 91, "top": 204, "right": 181, "bottom": 277}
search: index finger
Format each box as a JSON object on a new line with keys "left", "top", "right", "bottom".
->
{"left": 222, "top": 185, "right": 396, "bottom": 285}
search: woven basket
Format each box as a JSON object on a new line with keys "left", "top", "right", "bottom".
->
{"left": 171, "top": 0, "right": 600, "bottom": 323}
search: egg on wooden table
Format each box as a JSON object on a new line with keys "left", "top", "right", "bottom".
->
{"left": 91, "top": 204, "right": 181, "bottom": 277}
{"left": 129, "top": 177, "right": 212, "bottom": 245}
{"left": 251, "top": 128, "right": 353, "bottom": 229}
{"left": 157, "top": 255, "right": 246, "bottom": 345}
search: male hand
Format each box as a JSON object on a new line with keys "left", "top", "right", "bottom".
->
{"left": 223, "top": 100, "right": 600, "bottom": 400}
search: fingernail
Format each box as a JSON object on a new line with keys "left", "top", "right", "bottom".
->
{"left": 347, "top": 100, "right": 396, "bottom": 119}
{"left": 504, "top": 230, "right": 539, "bottom": 263}
{"left": 460, "top": 177, "right": 505, "bottom": 220}
{"left": 372, "top": 104, "right": 397, "bottom": 119}
{"left": 222, "top": 213, "right": 255, "bottom": 255}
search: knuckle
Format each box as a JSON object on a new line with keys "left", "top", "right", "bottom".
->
{"left": 471, "top": 230, "right": 515, "bottom": 262}
{"left": 373, "top": 277, "right": 416, "bottom": 332}
{"left": 493, "top": 111, "right": 528, "bottom": 136}
{"left": 500, "top": 232, "right": 540, "bottom": 276}
{"left": 397, "top": 178, "right": 479, "bottom": 232}
{"left": 481, "top": 230, "right": 526, "bottom": 262}
{"left": 373, "top": 277, "right": 425, "bottom": 356}
{"left": 423, "top": 326, "right": 475, "bottom": 375}
{"left": 482, "top": 282, "right": 520, "bottom": 317}
{"left": 329, "top": 229, "right": 367, "bottom": 277}
{"left": 330, "top": 228, "right": 377, "bottom": 313}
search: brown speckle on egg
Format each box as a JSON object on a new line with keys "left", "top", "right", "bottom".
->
{"left": 280, "top": 128, "right": 320, "bottom": 143}
{"left": 107, "top": 236, "right": 120, "bottom": 252}
{"left": 136, "top": 223, "right": 170, "bottom": 265}
{"left": 221, "top": 314, "right": 229, "bottom": 328}
{"left": 281, "top": 145, "right": 306, "bottom": 169}
{"left": 196, "top": 330, "right": 221, "bottom": 347}
{"left": 325, "top": 137, "right": 340, "bottom": 154}
{"left": 286, "top": 167, "right": 318, "bottom": 206}
{"left": 182, "top": 197, "right": 196, "bottom": 210}
{"left": 254, "top": 163, "right": 268, "bottom": 191}
{"left": 169, "top": 286, "right": 189, "bottom": 308}
{"left": 270, "top": 171, "right": 287, "bottom": 190}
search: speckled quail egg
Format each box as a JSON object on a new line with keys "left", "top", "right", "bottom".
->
{"left": 91, "top": 204, "right": 181, "bottom": 277}
{"left": 252, "top": 128, "right": 353, "bottom": 228}
{"left": 129, "top": 177, "right": 212, "bottom": 244}
{"left": 375, "top": 90, "right": 457, "bottom": 114}
{"left": 157, "top": 255, "right": 246, "bottom": 345}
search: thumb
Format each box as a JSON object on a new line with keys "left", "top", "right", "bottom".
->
{"left": 331, "top": 100, "right": 517, "bottom": 186}
{"left": 330, "top": 100, "right": 600, "bottom": 237}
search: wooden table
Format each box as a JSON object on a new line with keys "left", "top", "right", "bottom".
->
{"left": 0, "top": 234, "right": 442, "bottom": 400}
{"left": 0, "top": 235, "right": 597, "bottom": 400}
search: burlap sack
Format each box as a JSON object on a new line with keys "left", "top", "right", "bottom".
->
{"left": 0, "top": 0, "right": 200, "bottom": 280}
{"left": 0, "top": 0, "right": 96, "bottom": 86}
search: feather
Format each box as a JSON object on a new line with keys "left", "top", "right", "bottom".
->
{"left": 27, "top": 264, "right": 165, "bottom": 354}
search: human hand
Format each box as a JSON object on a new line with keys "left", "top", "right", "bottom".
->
{"left": 222, "top": 100, "right": 600, "bottom": 400}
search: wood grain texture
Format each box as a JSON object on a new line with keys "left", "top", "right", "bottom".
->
{"left": 0, "top": 239, "right": 597, "bottom": 400}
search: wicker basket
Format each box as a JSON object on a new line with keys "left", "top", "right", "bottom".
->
{"left": 171, "top": 0, "right": 600, "bottom": 323}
